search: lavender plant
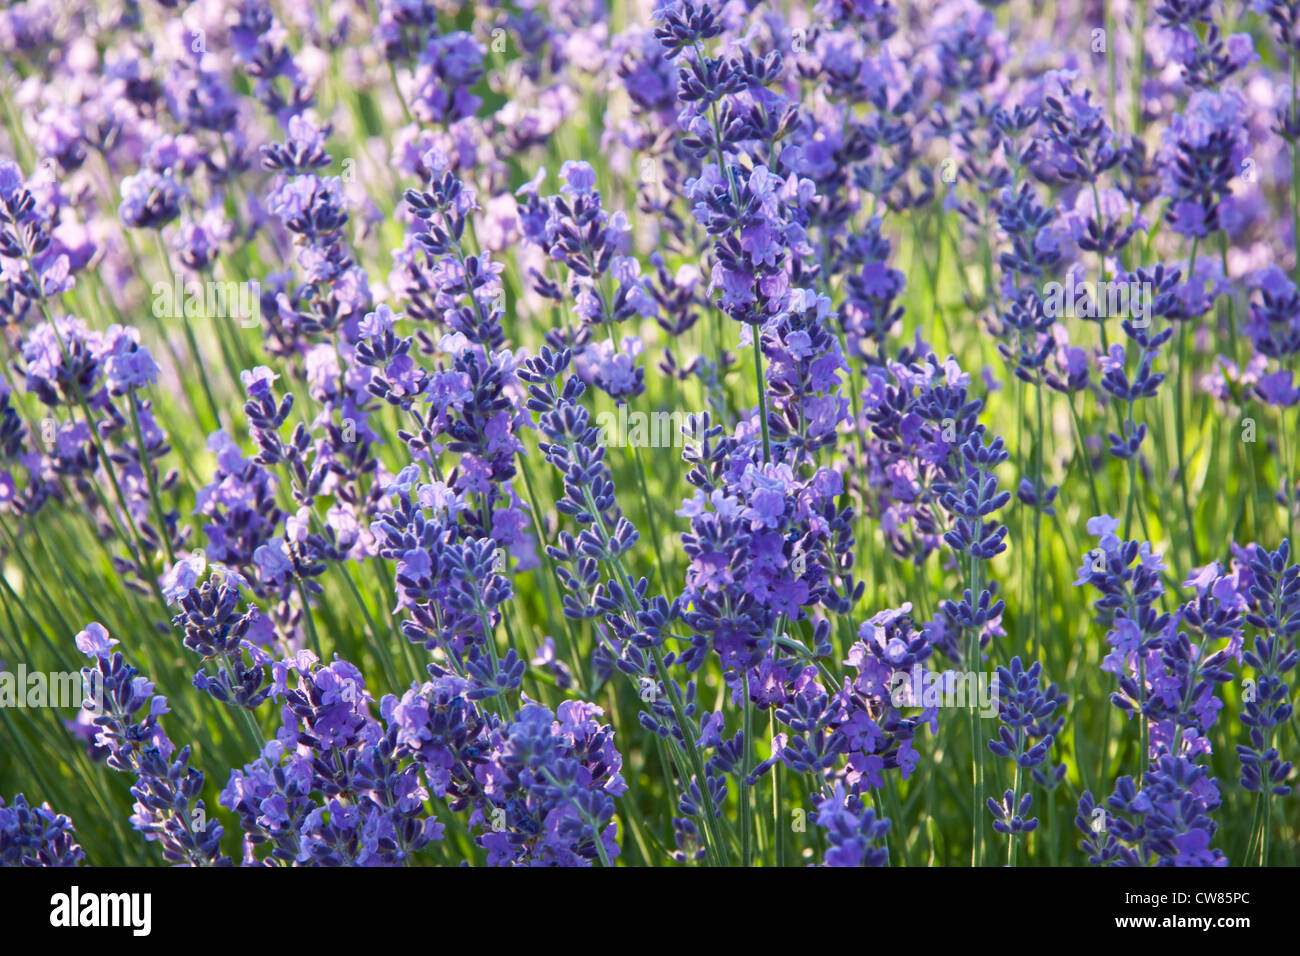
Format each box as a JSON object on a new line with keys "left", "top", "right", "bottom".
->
{"left": 0, "top": 0, "right": 1296, "bottom": 870}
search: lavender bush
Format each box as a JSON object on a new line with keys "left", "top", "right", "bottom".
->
{"left": 0, "top": 0, "right": 1297, "bottom": 867}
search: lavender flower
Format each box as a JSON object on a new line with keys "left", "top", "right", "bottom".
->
{"left": 75, "top": 623, "right": 229, "bottom": 866}
{"left": 810, "top": 782, "right": 890, "bottom": 867}
{"left": 986, "top": 658, "right": 1065, "bottom": 841}
{"left": 0, "top": 794, "right": 84, "bottom": 866}
{"left": 1237, "top": 541, "right": 1300, "bottom": 798}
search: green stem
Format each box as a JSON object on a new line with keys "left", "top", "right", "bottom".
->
{"left": 1175, "top": 239, "right": 1201, "bottom": 564}
{"left": 127, "top": 393, "right": 176, "bottom": 566}
{"left": 969, "top": 553, "right": 985, "bottom": 866}
{"left": 771, "top": 707, "right": 784, "bottom": 867}
{"left": 741, "top": 674, "right": 753, "bottom": 867}
{"left": 752, "top": 329, "right": 772, "bottom": 463}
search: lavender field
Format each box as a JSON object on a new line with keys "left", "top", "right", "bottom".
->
{"left": 0, "top": 0, "right": 1298, "bottom": 869}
